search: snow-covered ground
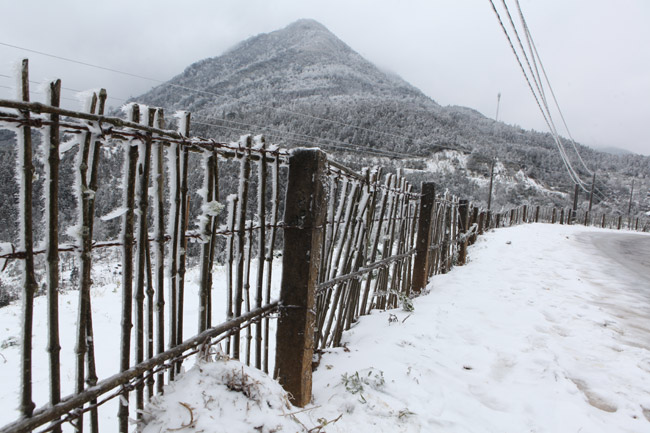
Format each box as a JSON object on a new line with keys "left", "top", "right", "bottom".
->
{"left": 1, "top": 223, "right": 649, "bottom": 432}
{"left": 140, "top": 224, "right": 650, "bottom": 432}
{"left": 297, "top": 224, "right": 650, "bottom": 432}
{"left": 0, "top": 257, "right": 283, "bottom": 431}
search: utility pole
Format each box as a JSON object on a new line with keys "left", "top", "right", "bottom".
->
{"left": 588, "top": 172, "right": 596, "bottom": 212}
{"left": 495, "top": 92, "right": 501, "bottom": 121}
{"left": 487, "top": 158, "right": 496, "bottom": 211}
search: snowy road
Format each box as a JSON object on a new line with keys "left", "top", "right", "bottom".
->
{"left": 297, "top": 224, "right": 650, "bottom": 432}
{"left": 579, "top": 231, "right": 650, "bottom": 287}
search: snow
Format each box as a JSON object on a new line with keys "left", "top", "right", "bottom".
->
{"left": 140, "top": 355, "right": 301, "bottom": 433}
{"left": 0, "top": 258, "right": 283, "bottom": 431}
{"left": 1, "top": 224, "right": 649, "bottom": 432}
{"left": 100, "top": 207, "right": 128, "bottom": 221}
{"left": 140, "top": 224, "right": 650, "bottom": 432}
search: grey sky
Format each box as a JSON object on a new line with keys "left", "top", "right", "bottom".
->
{"left": 1, "top": 0, "right": 648, "bottom": 155}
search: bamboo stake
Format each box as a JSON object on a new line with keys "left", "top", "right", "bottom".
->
{"left": 358, "top": 170, "right": 380, "bottom": 316}
{"left": 18, "top": 59, "right": 37, "bottom": 420}
{"left": 176, "top": 113, "right": 190, "bottom": 370}
{"left": 145, "top": 238, "right": 155, "bottom": 400}
{"left": 154, "top": 109, "right": 166, "bottom": 394}
{"left": 198, "top": 151, "right": 215, "bottom": 334}
{"left": 319, "top": 176, "right": 338, "bottom": 284}
{"left": 233, "top": 136, "right": 252, "bottom": 359}
{"left": 44, "top": 79, "right": 62, "bottom": 433}
{"left": 207, "top": 149, "right": 220, "bottom": 329}
{"left": 322, "top": 183, "right": 360, "bottom": 346}
{"left": 74, "top": 91, "right": 98, "bottom": 433}
{"left": 244, "top": 221, "right": 253, "bottom": 366}
{"left": 177, "top": 194, "right": 190, "bottom": 363}
{"left": 225, "top": 194, "right": 238, "bottom": 356}
{"left": 133, "top": 104, "right": 152, "bottom": 419}
{"left": 365, "top": 174, "right": 390, "bottom": 311}
{"left": 118, "top": 106, "right": 139, "bottom": 433}
{"left": 167, "top": 137, "right": 180, "bottom": 382}
{"left": 143, "top": 108, "right": 156, "bottom": 400}
{"left": 263, "top": 155, "right": 279, "bottom": 373}
{"left": 254, "top": 137, "right": 267, "bottom": 370}
{"left": 85, "top": 89, "right": 106, "bottom": 433}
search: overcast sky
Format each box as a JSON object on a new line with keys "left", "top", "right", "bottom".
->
{"left": 1, "top": 0, "right": 648, "bottom": 155}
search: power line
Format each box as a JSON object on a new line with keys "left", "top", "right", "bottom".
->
{"left": 1, "top": 68, "right": 410, "bottom": 158}
{"left": 499, "top": 0, "right": 587, "bottom": 190}
{"left": 1, "top": 72, "right": 410, "bottom": 159}
{"left": 515, "top": 0, "right": 593, "bottom": 175}
{"left": 0, "top": 73, "right": 127, "bottom": 103}
{"left": 0, "top": 40, "right": 426, "bottom": 151}
{"left": 487, "top": 0, "right": 590, "bottom": 193}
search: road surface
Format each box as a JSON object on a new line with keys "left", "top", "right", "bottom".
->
{"left": 578, "top": 231, "right": 650, "bottom": 285}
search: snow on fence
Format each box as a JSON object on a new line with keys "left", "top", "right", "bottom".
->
{"left": 0, "top": 60, "right": 289, "bottom": 433}
{"left": 0, "top": 59, "right": 648, "bottom": 433}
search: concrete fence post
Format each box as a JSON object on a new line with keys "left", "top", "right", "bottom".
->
{"left": 275, "top": 149, "right": 327, "bottom": 407}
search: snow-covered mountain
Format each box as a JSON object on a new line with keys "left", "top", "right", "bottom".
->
{"left": 132, "top": 19, "right": 648, "bottom": 214}
{"left": 0, "top": 20, "right": 647, "bottom": 245}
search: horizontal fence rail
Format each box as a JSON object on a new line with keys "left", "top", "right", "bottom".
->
{"left": 1, "top": 59, "right": 648, "bottom": 432}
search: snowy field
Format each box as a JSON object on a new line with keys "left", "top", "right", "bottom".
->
{"left": 1, "top": 223, "right": 650, "bottom": 432}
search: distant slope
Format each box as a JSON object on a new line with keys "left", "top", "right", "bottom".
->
{"left": 133, "top": 19, "right": 649, "bottom": 216}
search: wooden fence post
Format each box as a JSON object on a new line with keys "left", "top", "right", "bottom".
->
{"left": 412, "top": 182, "right": 436, "bottom": 293}
{"left": 469, "top": 206, "right": 479, "bottom": 244}
{"left": 571, "top": 184, "right": 579, "bottom": 225}
{"left": 275, "top": 149, "right": 327, "bottom": 407}
{"left": 478, "top": 211, "right": 485, "bottom": 235}
{"left": 457, "top": 199, "right": 470, "bottom": 265}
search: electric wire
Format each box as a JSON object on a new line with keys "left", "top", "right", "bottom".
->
{"left": 1, "top": 71, "right": 408, "bottom": 158}
{"left": 515, "top": 0, "right": 593, "bottom": 175}
{"left": 488, "top": 0, "right": 591, "bottom": 193}
{"left": 500, "top": 0, "right": 588, "bottom": 190}
{"left": 0, "top": 40, "right": 426, "bottom": 151}
{"left": 1, "top": 36, "right": 610, "bottom": 200}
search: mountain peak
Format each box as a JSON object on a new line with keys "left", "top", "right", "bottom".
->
{"left": 283, "top": 18, "right": 330, "bottom": 33}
